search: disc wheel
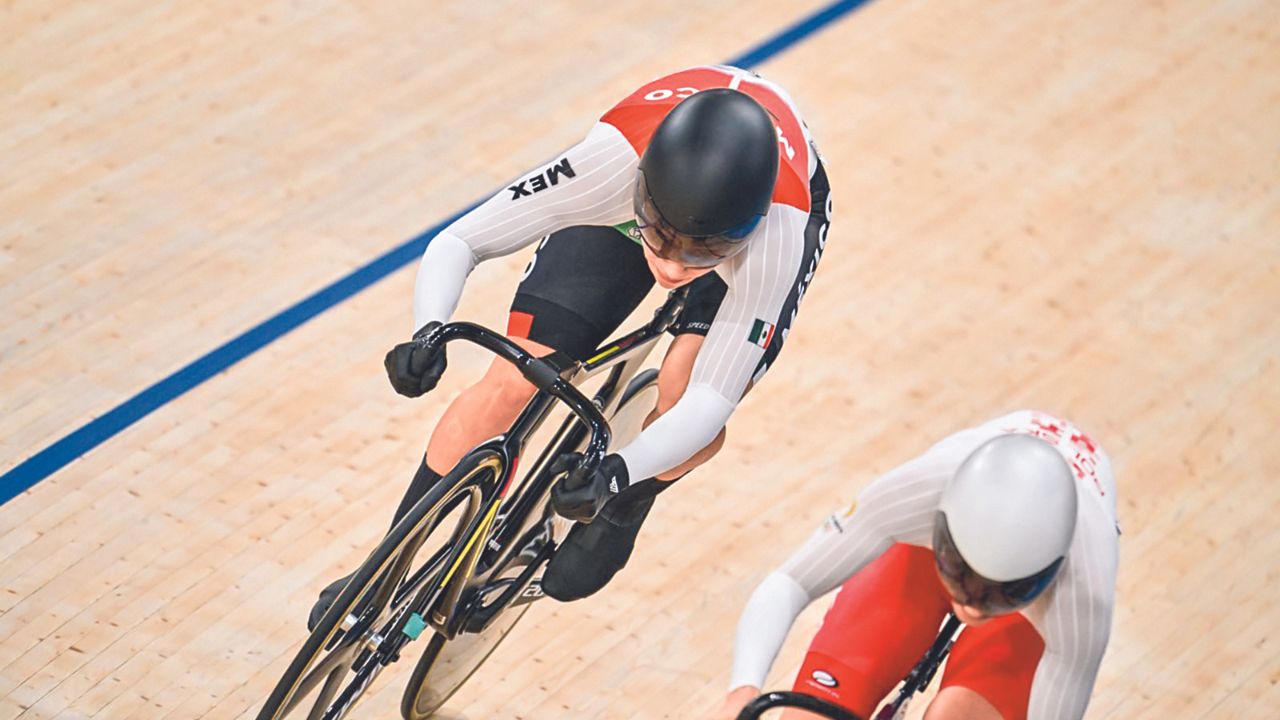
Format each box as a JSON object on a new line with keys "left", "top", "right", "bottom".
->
{"left": 256, "top": 451, "right": 501, "bottom": 720}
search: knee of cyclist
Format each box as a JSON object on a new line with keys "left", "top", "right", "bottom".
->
{"left": 479, "top": 362, "right": 538, "bottom": 408}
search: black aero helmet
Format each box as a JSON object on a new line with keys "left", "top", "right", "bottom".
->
{"left": 634, "top": 88, "right": 779, "bottom": 267}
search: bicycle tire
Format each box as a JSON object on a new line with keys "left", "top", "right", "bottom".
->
{"left": 400, "top": 369, "right": 660, "bottom": 719}
{"left": 256, "top": 450, "right": 502, "bottom": 720}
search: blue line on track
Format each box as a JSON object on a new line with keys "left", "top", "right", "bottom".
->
{"left": 728, "top": 0, "right": 871, "bottom": 68}
{"left": 1, "top": 0, "right": 872, "bottom": 506}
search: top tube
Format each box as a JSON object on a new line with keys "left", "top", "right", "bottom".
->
{"left": 581, "top": 287, "right": 688, "bottom": 374}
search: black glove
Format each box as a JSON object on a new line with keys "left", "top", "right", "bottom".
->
{"left": 550, "top": 452, "right": 629, "bottom": 523}
{"left": 384, "top": 321, "right": 448, "bottom": 398}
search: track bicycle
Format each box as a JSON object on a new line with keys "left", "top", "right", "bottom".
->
{"left": 737, "top": 615, "right": 962, "bottom": 720}
{"left": 257, "top": 288, "right": 688, "bottom": 720}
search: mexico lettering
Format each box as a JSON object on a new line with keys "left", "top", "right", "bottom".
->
{"left": 509, "top": 158, "right": 576, "bottom": 199}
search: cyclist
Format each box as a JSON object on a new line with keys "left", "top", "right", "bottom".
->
{"left": 310, "top": 65, "right": 832, "bottom": 627}
{"left": 713, "top": 411, "right": 1119, "bottom": 720}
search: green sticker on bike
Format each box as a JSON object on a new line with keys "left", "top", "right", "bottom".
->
{"left": 403, "top": 612, "right": 427, "bottom": 640}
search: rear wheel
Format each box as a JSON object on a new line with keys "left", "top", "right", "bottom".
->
{"left": 400, "top": 369, "right": 660, "bottom": 719}
{"left": 609, "top": 368, "right": 659, "bottom": 443}
{"left": 256, "top": 451, "right": 501, "bottom": 720}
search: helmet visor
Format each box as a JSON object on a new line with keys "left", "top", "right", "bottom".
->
{"left": 933, "top": 511, "right": 1064, "bottom": 616}
{"left": 633, "top": 170, "right": 761, "bottom": 269}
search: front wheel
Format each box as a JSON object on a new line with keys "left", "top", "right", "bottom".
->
{"left": 399, "top": 368, "right": 660, "bottom": 718}
{"left": 400, "top": 602, "right": 532, "bottom": 720}
{"left": 256, "top": 451, "right": 501, "bottom": 720}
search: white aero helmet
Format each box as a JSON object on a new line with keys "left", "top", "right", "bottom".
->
{"left": 933, "top": 433, "right": 1078, "bottom": 615}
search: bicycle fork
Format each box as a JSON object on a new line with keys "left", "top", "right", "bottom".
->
{"left": 873, "top": 615, "right": 962, "bottom": 720}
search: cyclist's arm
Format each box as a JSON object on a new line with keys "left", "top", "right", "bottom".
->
{"left": 412, "top": 122, "right": 637, "bottom": 330}
{"left": 1026, "top": 511, "right": 1118, "bottom": 719}
{"left": 614, "top": 206, "right": 808, "bottom": 480}
{"left": 1026, "top": 596, "right": 1113, "bottom": 719}
{"left": 727, "top": 452, "right": 957, "bottom": 690}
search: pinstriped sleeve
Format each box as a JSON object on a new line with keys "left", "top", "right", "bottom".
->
{"left": 609, "top": 204, "right": 798, "bottom": 479}
{"left": 778, "top": 452, "right": 956, "bottom": 598}
{"left": 776, "top": 429, "right": 1003, "bottom": 599}
{"left": 412, "top": 122, "right": 637, "bottom": 330}
{"left": 688, "top": 205, "right": 807, "bottom": 403}
{"left": 613, "top": 206, "right": 808, "bottom": 480}
{"left": 727, "top": 449, "right": 960, "bottom": 690}
{"left": 1025, "top": 493, "right": 1119, "bottom": 720}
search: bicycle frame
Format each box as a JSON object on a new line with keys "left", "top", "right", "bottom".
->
{"left": 260, "top": 289, "right": 688, "bottom": 720}
{"left": 388, "top": 288, "right": 688, "bottom": 642}
{"left": 872, "top": 614, "right": 961, "bottom": 719}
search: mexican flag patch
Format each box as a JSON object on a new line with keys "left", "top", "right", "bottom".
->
{"left": 748, "top": 319, "right": 776, "bottom": 348}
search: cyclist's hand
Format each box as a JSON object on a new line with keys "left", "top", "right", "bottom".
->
{"left": 550, "top": 452, "right": 628, "bottom": 523}
{"left": 713, "top": 686, "right": 761, "bottom": 720}
{"left": 384, "top": 321, "right": 447, "bottom": 398}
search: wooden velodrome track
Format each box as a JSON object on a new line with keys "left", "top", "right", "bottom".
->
{"left": 2, "top": 0, "right": 1277, "bottom": 717}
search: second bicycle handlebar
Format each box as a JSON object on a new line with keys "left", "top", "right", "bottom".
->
{"left": 424, "top": 321, "right": 612, "bottom": 477}
{"left": 736, "top": 692, "right": 864, "bottom": 720}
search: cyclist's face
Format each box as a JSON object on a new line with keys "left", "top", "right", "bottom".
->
{"left": 949, "top": 599, "right": 994, "bottom": 626}
{"left": 640, "top": 235, "right": 716, "bottom": 288}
